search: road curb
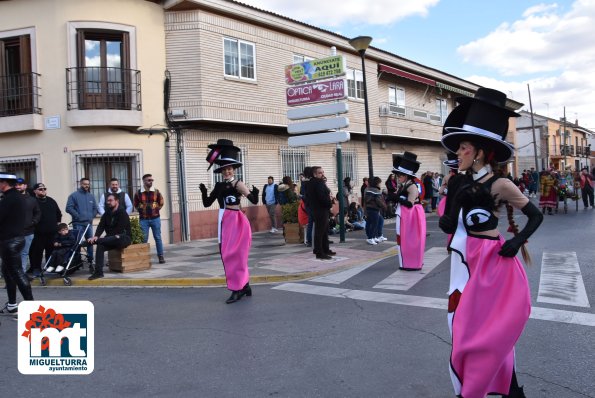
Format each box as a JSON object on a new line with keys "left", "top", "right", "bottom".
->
{"left": 29, "top": 250, "right": 395, "bottom": 288}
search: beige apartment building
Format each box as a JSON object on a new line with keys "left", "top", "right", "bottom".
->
{"left": 0, "top": 0, "right": 173, "bottom": 243}
{"left": 162, "top": 0, "right": 522, "bottom": 240}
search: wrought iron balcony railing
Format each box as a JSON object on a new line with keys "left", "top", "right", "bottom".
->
{"left": 0, "top": 72, "right": 42, "bottom": 117}
{"left": 66, "top": 67, "right": 141, "bottom": 111}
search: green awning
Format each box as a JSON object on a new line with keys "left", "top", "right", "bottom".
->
{"left": 436, "top": 82, "right": 474, "bottom": 97}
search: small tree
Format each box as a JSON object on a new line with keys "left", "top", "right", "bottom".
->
{"left": 281, "top": 201, "right": 299, "bottom": 224}
{"left": 130, "top": 217, "right": 145, "bottom": 244}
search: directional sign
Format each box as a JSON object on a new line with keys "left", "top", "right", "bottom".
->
{"left": 287, "top": 116, "right": 349, "bottom": 134}
{"left": 288, "top": 131, "right": 350, "bottom": 147}
{"left": 285, "top": 56, "right": 346, "bottom": 85}
{"left": 287, "top": 102, "right": 349, "bottom": 120}
{"left": 286, "top": 78, "right": 347, "bottom": 106}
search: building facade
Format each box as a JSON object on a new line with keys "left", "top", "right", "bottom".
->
{"left": 0, "top": 0, "right": 173, "bottom": 244}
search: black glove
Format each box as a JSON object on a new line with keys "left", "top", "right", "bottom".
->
{"left": 246, "top": 185, "right": 259, "bottom": 205}
{"left": 439, "top": 215, "right": 456, "bottom": 234}
{"left": 251, "top": 185, "right": 259, "bottom": 196}
{"left": 498, "top": 235, "right": 524, "bottom": 257}
{"left": 398, "top": 196, "right": 413, "bottom": 208}
{"left": 199, "top": 183, "right": 208, "bottom": 196}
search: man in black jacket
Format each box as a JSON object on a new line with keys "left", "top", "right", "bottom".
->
{"left": 16, "top": 178, "right": 40, "bottom": 273}
{"left": 88, "top": 193, "right": 131, "bottom": 280}
{"left": 306, "top": 166, "right": 334, "bottom": 260}
{"left": 29, "top": 183, "right": 62, "bottom": 276}
{"left": 0, "top": 173, "right": 34, "bottom": 317}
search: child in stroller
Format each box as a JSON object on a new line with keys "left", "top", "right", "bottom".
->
{"left": 45, "top": 223, "right": 76, "bottom": 273}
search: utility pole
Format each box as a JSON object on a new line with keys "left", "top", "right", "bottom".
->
{"left": 527, "top": 84, "right": 539, "bottom": 171}
{"left": 562, "top": 106, "right": 567, "bottom": 170}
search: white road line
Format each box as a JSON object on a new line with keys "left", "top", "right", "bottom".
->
{"left": 273, "top": 283, "right": 595, "bottom": 327}
{"left": 373, "top": 247, "right": 449, "bottom": 291}
{"left": 309, "top": 258, "right": 385, "bottom": 284}
{"left": 538, "top": 251, "right": 590, "bottom": 308}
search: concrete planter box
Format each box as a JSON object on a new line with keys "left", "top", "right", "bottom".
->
{"left": 108, "top": 243, "right": 151, "bottom": 273}
{"left": 283, "top": 223, "right": 303, "bottom": 244}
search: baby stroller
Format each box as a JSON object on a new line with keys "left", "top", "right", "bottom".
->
{"left": 40, "top": 224, "right": 91, "bottom": 286}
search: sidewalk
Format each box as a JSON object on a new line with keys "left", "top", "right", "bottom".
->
{"left": 29, "top": 218, "right": 410, "bottom": 287}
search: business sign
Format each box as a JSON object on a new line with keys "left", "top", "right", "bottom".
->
{"left": 287, "top": 116, "right": 349, "bottom": 135}
{"left": 288, "top": 131, "right": 350, "bottom": 147}
{"left": 286, "top": 78, "right": 347, "bottom": 106}
{"left": 18, "top": 301, "right": 94, "bottom": 375}
{"left": 285, "top": 56, "right": 346, "bottom": 85}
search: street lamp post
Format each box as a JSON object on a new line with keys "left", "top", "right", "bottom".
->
{"left": 349, "top": 36, "right": 374, "bottom": 181}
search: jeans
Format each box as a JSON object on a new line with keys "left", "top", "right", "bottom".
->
{"left": 0, "top": 237, "right": 33, "bottom": 303}
{"left": 376, "top": 213, "right": 384, "bottom": 238}
{"left": 140, "top": 217, "right": 164, "bottom": 256}
{"left": 21, "top": 234, "right": 34, "bottom": 272}
{"left": 73, "top": 223, "right": 94, "bottom": 261}
{"left": 365, "top": 208, "right": 379, "bottom": 239}
{"left": 93, "top": 235, "right": 132, "bottom": 276}
{"left": 266, "top": 204, "right": 278, "bottom": 229}
{"left": 306, "top": 207, "right": 314, "bottom": 244}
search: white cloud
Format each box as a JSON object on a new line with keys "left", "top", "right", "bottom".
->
{"left": 239, "top": 0, "right": 439, "bottom": 26}
{"left": 459, "top": 0, "right": 595, "bottom": 128}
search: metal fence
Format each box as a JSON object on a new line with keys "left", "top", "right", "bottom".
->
{"left": 0, "top": 72, "right": 42, "bottom": 117}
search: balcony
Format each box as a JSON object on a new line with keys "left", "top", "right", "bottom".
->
{"left": 379, "top": 102, "right": 443, "bottom": 126}
{"left": 66, "top": 67, "right": 142, "bottom": 127}
{"left": 0, "top": 72, "right": 43, "bottom": 133}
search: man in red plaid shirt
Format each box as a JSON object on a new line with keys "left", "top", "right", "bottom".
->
{"left": 133, "top": 174, "right": 165, "bottom": 263}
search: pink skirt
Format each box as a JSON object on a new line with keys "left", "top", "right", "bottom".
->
{"left": 219, "top": 209, "right": 251, "bottom": 291}
{"left": 395, "top": 204, "right": 426, "bottom": 270}
{"left": 450, "top": 235, "right": 531, "bottom": 397}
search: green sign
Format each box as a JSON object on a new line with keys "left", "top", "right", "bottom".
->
{"left": 285, "top": 55, "right": 345, "bottom": 85}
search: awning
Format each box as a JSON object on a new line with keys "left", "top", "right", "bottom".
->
{"left": 435, "top": 82, "right": 474, "bottom": 98}
{"left": 378, "top": 64, "right": 435, "bottom": 86}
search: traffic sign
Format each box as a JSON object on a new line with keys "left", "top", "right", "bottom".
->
{"left": 286, "top": 78, "right": 347, "bottom": 106}
{"left": 285, "top": 56, "right": 346, "bottom": 85}
{"left": 287, "top": 116, "right": 349, "bottom": 134}
{"left": 287, "top": 102, "right": 349, "bottom": 120}
{"left": 288, "top": 131, "right": 350, "bottom": 147}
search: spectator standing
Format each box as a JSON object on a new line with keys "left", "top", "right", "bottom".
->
{"left": 300, "top": 167, "right": 314, "bottom": 247}
{"left": 0, "top": 173, "right": 34, "bottom": 317}
{"left": 98, "top": 178, "right": 133, "bottom": 215}
{"left": 306, "top": 166, "right": 334, "bottom": 259}
{"left": 15, "top": 178, "right": 40, "bottom": 272}
{"left": 385, "top": 173, "right": 397, "bottom": 218}
{"left": 423, "top": 171, "right": 434, "bottom": 213}
{"left": 134, "top": 174, "right": 165, "bottom": 264}
{"left": 360, "top": 177, "right": 368, "bottom": 208}
{"left": 29, "top": 183, "right": 62, "bottom": 276}
{"left": 278, "top": 176, "right": 298, "bottom": 205}
{"left": 579, "top": 167, "right": 594, "bottom": 209}
{"left": 432, "top": 172, "right": 442, "bottom": 211}
{"left": 530, "top": 167, "right": 539, "bottom": 197}
{"left": 66, "top": 178, "right": 98, "bottom": 266}
{"left": 364, "top": 176, "right": 387, "bottom": 245}
{"left": 87, "top": 193, "right": 132, "bottom": 280}
{"left": 262, "top": 176, "right": 280, "bottom": 232}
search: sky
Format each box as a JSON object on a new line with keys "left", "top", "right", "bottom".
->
{"left": 240, "top": 0, "right": 595, "bottom": 130}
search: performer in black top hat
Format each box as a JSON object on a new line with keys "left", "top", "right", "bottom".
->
{"left": 439, "top": 88, "right": 543, "bottom": 398}
{"left": 200, "top": 139, "right": 259, "bottom": 304}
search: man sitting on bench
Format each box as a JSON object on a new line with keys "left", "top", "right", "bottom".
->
{"left": 87, "top": 193, "right": 131, "bottom": 280}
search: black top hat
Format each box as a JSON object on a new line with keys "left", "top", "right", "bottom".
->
{"left": 392, "top": 151, "right": 420, "bottom": 177}
{"left": 441, "top": 88, "right": 519, "bottom": 163}
{"left": 443, "top": 152, "right": 459, "bottom": 169}
{"left": 205, "top": 139, "right": 242, "bottom": 173}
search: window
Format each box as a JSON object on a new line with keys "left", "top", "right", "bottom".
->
{"left": 281, "top": 146, "right": 308, "bottom": 183}
{"left": 339, "top": 150, "right": 357, "bottom": 182}
{"left": 0, "top": 34, "right": 40, "bottom": 117}
{"left": 346, "top": 69, "right": 364, "bottom": 99}
{"left": 74, "top": 152, "right": 141, "bottom": 202}
{"left": 73, "top": 29, "right": 133, "bottom": 110}
{"left": 436, "top": 98, "right": 448, "bottom": 123}
{"left": 292, "top": 54, "right": 313, "bottom": 64}
{"left": 389, "top": 86, "right": 405, "bottom": 106}
{"left": 0, "top": 157, "right": 38, "bottom": 185}
{"left": 224, "top": 38, "right": 255, "bottom": 80}
{"left": 211, "top": 148, "right": 245, "bottom": 184}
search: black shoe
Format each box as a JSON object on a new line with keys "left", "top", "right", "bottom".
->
{"left": 239, "top": 283, "right": 252, "bottom": 298}
{"left": 316, "top": 254, "right": 332, "bottom": 260}
{"left": 88, "top": 273, "right": 103, "bottom": 281}
{"left": 158, "top": 255, "right": 166, "bottom": 264}
{"left": 305, "top": 242, "right": 312, "bottom": 247}
{"left": 226, "top": 291, "right": 242, "bottom": 304}
{"left": 326, "top": 250, "right": 336, "bottom": 256}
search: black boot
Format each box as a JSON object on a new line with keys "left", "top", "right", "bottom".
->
{"left": 503, "top": 371, "right": 526, "bottom": 398}
{"left": 240, "top": 283, "right": 252, "bottom": 298}
{"left": 225, "top": 291, "right": 242, "bottom": 304}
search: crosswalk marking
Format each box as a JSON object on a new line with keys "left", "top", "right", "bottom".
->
{"left": 538, "top": 251, "right": 590, "bottom": 308}
{"left": 273, "top": 283, "right": 595, "bottom": 327}
{"left": 373, "top": 247, "right": 449, "bottom": 291}
{"left": 310, "top": 258, "right": 385, "bottom": 284}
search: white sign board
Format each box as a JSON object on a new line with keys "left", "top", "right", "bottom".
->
{"left": 288, "top": 131, "right": 350, "bottom": 147}
{"left": 287, "top": 116, "right": 349, "bottom": 134}
{"left": 287, "top": 102, "right": 349, "bottom": 121}
{"left": 44, "top": 115, "right": 61, "bottom": 130}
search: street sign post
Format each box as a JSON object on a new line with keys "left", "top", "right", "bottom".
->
{"left": 287, "top": 116, "right": 349, "bottom": 134}
{"left": 288, "top": 131, "right": 350, "bottom": 147}
{"left": 286, "top": 78, "right": 347, "bottom": 106}
{"left": 287, "top": 102, "right": 348, "bottom": 120}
